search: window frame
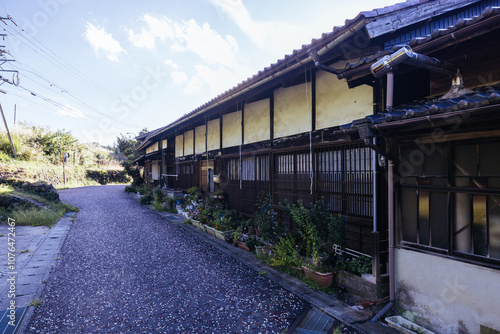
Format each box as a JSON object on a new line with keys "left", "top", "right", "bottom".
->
{"left": 398, "top": 138, "right": 500, "bottom": 268}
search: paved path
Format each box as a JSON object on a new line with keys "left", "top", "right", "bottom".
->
{"left": 25, "top": 185, "right": 307, "bottom": 333}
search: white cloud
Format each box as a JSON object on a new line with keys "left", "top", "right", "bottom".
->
{"left": 127, "top": 15, "right": 239, "bottom": 69}
{"left": 83, "top": 22, "right": 126, "bottom": 61}
{"left": 171, "top": 71, "right": 188, "bottom": 84}
{"left": 57, "top": 104, "right": 86, "bottom": 118}
{"left": 128, "top": 14, "right": 176, "bottom": 50}
{"left": 164, "top": 59, "right": 179, "bottom": 70}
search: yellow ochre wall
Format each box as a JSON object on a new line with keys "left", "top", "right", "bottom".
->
{"left": 195, "top": 125, "right": 206, "bottom": 154}
{"left": 315, "top": 70, "right": 372, "bottom": 130}
{"left": 244, "top": 99, "right": 270, "bottom": 144}
{"left": 274, "top": 83, "right": 312, "bottom": 138}
{"left": 222, "top": 110, "right": 242, "bottom": 148}
{"left": 184, "top": 130, "right": 194, "bottom": 155}
{"left": 207, "top": 119, "right": 220, "bottom": 151}
{"left": 175, "top": 134, "right": 183, "bottom": 157}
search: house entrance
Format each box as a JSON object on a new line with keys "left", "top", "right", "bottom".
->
{"left": 200, "top": 160, "right": 214, "bottom": 192}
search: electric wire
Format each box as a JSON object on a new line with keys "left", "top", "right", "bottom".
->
{"left": 3, "top": 24, "right": 120, "bottom": 101}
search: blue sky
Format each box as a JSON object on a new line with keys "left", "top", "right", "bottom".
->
{"left": 0, "top": 0, "right": 398, "bottom": 145}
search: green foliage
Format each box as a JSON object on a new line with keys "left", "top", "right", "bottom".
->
{"left": 271, "top": 236, "right": 303, "bottom": 268}
{"left": 288, "top": 200, "right": 320, "bottom": 263}
{"left": 254, "top": 192, "right": 283, "bottom": 244}
{"left": 139, "top": 192, "right": 153, "bottom": 205}
{"left": 85, "top": 169, "right": 130, "bottom": 185}
{"left": 153, "top": 188, "right": 165, "bottom": 204}
{"left": 116, "top": 133, "right": 139, "bottom": 162}
{"left": 345, "top": 255, "right": 372, "bottom": 276}
{"left": 245, "top": 234, "right": 263, "bottom": 252}
{"left": 124, "top": 185, "right": 136, "bottom": 193}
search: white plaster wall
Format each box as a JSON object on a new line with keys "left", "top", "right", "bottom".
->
{"left": 184, "top": 130, "right": 194, "bottom": 155}
{"left": 151, "top": 161, "right": 160, "bottom": 180}
{"left": 244, "top": 99, "right": 270, "bottom": 144}
{"left": 274, "top": 83, "right": 312, "bottom": 138}
{"left": 195, "top": 125, "right": 206, "bottom": 154}
{"left": 316, "top": 70, "right": 372, "bottom": 130}
{"left": 222, "top": 110, "right": 242, "bottom": 148}
{"left": 207, "top": 119, "right": 220, "bottom": 151}
{"left": 395, "top": 248, "right": 500, "bottom": 334}
{"left": 175, "top": 134, "right": 183, "bottom": 157}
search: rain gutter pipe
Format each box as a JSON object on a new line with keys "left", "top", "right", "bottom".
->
{"left": 368, "top": 45, "right": 459, "bottom": 322}
{"left": 370, "top": 70, "right": 395, "bottom": 322}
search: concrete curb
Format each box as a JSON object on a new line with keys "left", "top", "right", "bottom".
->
{"left": 0, "top": 215, "right": 74, "bottom": 334}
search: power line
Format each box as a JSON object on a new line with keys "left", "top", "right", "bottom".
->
{"left": 3, "top": 24, "right": 120, "bottom": 101}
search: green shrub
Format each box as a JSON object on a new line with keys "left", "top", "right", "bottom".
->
{"left": 345, "top": 255, "right": 372, "bottom": 276}
{"left": 271, "top": 236, "right": 303, "bottom": 268}
{"left": 86, "top": 169, "right": 130, "bottom": 185}
{"left": 124, "top": 185, "right": 136, "bottom": 193}
{"left": 139, "top": 193, "right": 153, "bottom": 205}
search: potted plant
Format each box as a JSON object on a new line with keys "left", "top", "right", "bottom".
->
{"left": 232, "top": 229, "right": 242, "bottom": 247}
{"left": 213, "top": 213, "right": 234, "bottom": 241}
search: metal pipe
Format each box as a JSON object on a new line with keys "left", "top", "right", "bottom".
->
{"left": 308, "top": 48, "right": 343, "bottom": 79}
{"left": 386, "top": 72, "right": 394, "bottom": 111}
{"left": 388, "top": 159, "right": 395, "bottom": 302}
{"left": 371, "top": 45, "right": 457, "bottom": 78}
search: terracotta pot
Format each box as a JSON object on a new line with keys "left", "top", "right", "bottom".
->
{"left": 302, "top": 266, "right": 334, "bottom": 287}
{"left": 238, "top": 241, "right": 250, "bottom": 251}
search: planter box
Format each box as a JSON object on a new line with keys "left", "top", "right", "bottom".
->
{"left": 385, "top": 316, "right": 435, "bottom": 334}
{"left": 238, "top": 241, "right": 250, "bottom": 251}
{"left": 191, "top": 220, "right": 205, "bottom": 231}
{"left": 205, "top": 225, "right": 216, "bottom": 237}
{"left": 335, "top": 271, "right": 389, "bottom": 300}
{"left": 214, "top": 229, "right": 233, "bottom": 242}
{"left": 302, "top": 266, "right": 334, "bottom": 287}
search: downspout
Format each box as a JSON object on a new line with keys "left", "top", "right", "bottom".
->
{"left": 308, "top": 48, "right": 343, "bottom": 79}
{"left": 371, "top": 71, "right": 395, "bottom": 322}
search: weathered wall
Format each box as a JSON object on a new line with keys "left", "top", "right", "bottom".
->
{"left": 184, "top": 130, "right": 194, "bottom": 155}
{"left": 222, "top": 110, "right": 242, "bottom": 148}
{"left": 274, "top": 83, "right": 312, "bottom": 138}
{"left": 207, "top": 119, "right": 220, "bottom": 151}
{"left": 175, "top": 134, "right": 183, "bottom": 157}
{"left": 395, "top": 248, "right": 500, "bottom": 334}
{"left": 195, "top": 125, "right": 206, "bottom": 154}
{"left": 316, "top": 70, "right": 372, "bottom": 130}
{"left": 244, "top": 99, "right": 270, "bottom": 144}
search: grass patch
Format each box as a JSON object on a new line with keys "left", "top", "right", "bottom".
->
{"left": 7, "top": 207, "right": 60, "bottom": 226}
{"left": 1, "top": 186, "right": 79, "bottom": 227}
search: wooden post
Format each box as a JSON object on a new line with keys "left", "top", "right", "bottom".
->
{"left": 0, "top": 103, "right": 16, "bottom": 158}
{"left": 62, "top": 151, "right": 66, "bottom": 185}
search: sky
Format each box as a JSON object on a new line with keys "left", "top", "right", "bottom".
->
{"left": 0, "top": 0, "right": 399, "bottom": 146}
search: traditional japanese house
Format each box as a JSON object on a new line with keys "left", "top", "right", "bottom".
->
{"left": 136, "top": 1, "right": 500, "bottom": 332}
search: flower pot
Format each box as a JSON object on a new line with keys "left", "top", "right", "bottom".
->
{"left": 214, "top": 229, "right": 233, "bottom": 241}
{"left": 302, "top": 266, "right": 334, "bottom": 287}
{"left": 238, "top": 241, "right": 250, "bottom": 251}
{"left": 191, "top": 220, "right": 206, "bottom": 231}
{"left": 205, "top": 225, "right": 216, "bottom": 237}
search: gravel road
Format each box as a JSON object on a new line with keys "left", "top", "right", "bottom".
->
{"left": 26, "top": 185, "right": 307, "bottom": 333}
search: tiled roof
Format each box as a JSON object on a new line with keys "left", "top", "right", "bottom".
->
{"left": 358, "top": 84, "right": 500, "bottom": 126}
{"left": 141, "top": 0, "right": 493, "bottom": 143}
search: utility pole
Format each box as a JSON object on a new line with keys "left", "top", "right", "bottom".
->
{"left": 0, "top": 103, "right": 16, "bottom": 158}
{"left": 13, "top": 104, "right": 16, "bottom": 125}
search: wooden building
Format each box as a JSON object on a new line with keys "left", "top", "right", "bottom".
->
{"left": 136, "top": 1, "right": 500, "bottom": 332}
